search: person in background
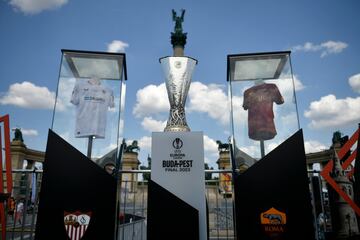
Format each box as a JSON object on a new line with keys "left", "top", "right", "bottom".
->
{"left": 15, "top": 199, "right": 24, "bottom": 225}
{"left": 7, "top": 197, "right": 15, "bottom": 218}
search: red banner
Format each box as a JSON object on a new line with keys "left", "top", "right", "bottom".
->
{"left": 0, "top": 114, "right": 13, "bottom": 240}
{"left": 320, "top": 127, "right": 360, "bottom": 216}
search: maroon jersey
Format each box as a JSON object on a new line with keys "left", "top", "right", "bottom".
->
{"left": 243, "top": 83, "right": 284, "bottom": 140}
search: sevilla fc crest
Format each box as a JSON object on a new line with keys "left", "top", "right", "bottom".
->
{"left": 64, "top": 211, "right": 92, "bottom": 240}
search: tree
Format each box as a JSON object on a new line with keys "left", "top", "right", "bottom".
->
{"left": 140, "top": 154, "right": 151, "bottom": 181}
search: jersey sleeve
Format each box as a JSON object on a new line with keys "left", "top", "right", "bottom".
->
{"left": 272, "top": 84, "right": 284, "bottom": 105}
{"left": 243, "top": 89, "right": 250, "bottom": 110}
{"left": 70, "top": 83, "right": 80, "bottom": 105}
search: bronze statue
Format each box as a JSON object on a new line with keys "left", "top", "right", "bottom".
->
{"left": 171, "top": 9, "right": 187, "bottom": 48}
{"left": 13, "top": 128, "right": 24, "bottom": 142}
{"left": 216, "top": 140, "right": 230, "bottom": 152}
{"left": 332, "top": 131, "right": 342, "bottom": 144}
{"left": 124, "top": 140, "right": 140, "bottom": 153}
{"left": 172, "top": 9, "right": 185, "bottom": 34}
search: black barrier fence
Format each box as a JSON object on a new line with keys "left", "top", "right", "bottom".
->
{"left": 0, "top": 169, "right": 336, "bottom": 240}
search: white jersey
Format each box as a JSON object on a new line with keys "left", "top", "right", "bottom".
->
{"left": 16, "top": 202, "right": 24, "bottom": 213}
{"left": 71, "top": 80, "right": 114, "bottom": 138}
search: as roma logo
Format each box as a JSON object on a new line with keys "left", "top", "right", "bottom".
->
{"left": 260, "top": 207, "right": 286, "bottom": 239}
{"left": 64, "top": 211, "right": 92, "bottom": 240}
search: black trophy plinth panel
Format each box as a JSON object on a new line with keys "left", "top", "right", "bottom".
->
{"left": 35, "top": 130, "right": 117, "bottom": 240}
{"left": 234, "top": 130, "right": 315, "bottom": 240}
{"left": 147, "top": 179, "right": 199, "bottom": 240}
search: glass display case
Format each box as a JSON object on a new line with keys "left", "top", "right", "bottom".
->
{"left": 51, "top": 49, "right": 127, "bottom": 162}
{"left": 227, "top": 51, "right": 299, "bottom": 167}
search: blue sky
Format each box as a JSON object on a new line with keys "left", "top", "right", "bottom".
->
{"left": 1, "top": 0, "right": 360, "bottom": 168}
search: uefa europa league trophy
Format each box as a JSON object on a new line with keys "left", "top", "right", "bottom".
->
{"left": 160, "top": 9, "right": 197, "bottom": 132}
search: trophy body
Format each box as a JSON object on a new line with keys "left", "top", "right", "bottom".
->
{"left": 160, "top": 56, "right": 197, "bottom": 132}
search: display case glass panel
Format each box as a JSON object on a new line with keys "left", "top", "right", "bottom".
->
{"left": 227, "top": 52, "right": 299, "bottom": 167}
{"left": 51, "top": 50, "right": 127, "bottom": 163}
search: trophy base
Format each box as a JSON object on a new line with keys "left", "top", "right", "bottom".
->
{"left": 164, "top": 125, "right": 190, "bottom": 132}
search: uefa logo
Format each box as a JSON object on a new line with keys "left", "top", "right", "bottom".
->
{"left": 172, "top": 138, "right": 183, "bottom": 149}
{"left": 174, "top": 61, "right": 182, "bottom": 69}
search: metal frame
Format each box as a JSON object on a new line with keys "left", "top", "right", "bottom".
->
{"left": 226, "top": 51, "right": 291, "bottom": 82}
{"left": 62, "top": 49, "right": 128, "bottom": 80}
{"left": 3, "top": 168, "right": 334, "bottom": 239}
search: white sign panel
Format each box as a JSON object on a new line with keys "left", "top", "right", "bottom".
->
{"left": 152, "top": 131, "right": 207, "bottom": 240}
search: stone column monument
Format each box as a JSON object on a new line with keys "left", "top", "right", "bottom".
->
{"left": 161, "top": 9, "right": 197, "bottom": 132}
{"left": 216, "top": 141, "right": 232, "bottom": 198}
{"left": 121, "top": 141, "right": 140, "bottom": 193}
{"left": 149, "top": 9, "right": 207, "bottom": 240}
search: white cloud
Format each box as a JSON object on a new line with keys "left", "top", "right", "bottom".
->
{"left": 57, "top": 77, "right": 76, "bottom": 111}
{"left": 266, "top": 142, "right": 279, "bottom": 153}
{"left": 188, "top": 82, "right": 230, "bottom": 125}
{"left": 280, "top": 112, "right": 298, "bottom": 126}
{"left": 203, "top": 135, "right": 219, "bottom": 155}
{"left": 269, "top": 75, "right": 305, "bottom": 97}
{"left": 239, "top": 144, "right": 259, "bottom": 158}
{"left": 125, "top": 139, "right": 134, "bottom": 147}
{"left": 141, "top": 117, "right": 166, "bottom": 132}
{"left": 0, "top": 81, "right": 55, "bottom": 110}
{"left": 107, "top": 40, "right": 129, "bottom": 53}
{"left": 320, "top": 41, "right": 348, "bottom": 57}
{"left": 104, "top": 143, "right": 117, "bottom": 153}
{"left": 266, "top": 77, "right": 299, "bottom": 115}
{"left": 267, "top": 138, "right": 326, "bottom": 154}
{"left": 349, "top": 73, "right": 360, "bottom": 94}
{"left": 204, "top": 157, "right": 211, "bottom": 165}
{"left": 118, "top": 119, "right": 125, "bottom": 138}
{"left": 9, "top": 0, "right": 68, "bottom": 14}
{"left": 290, "top": 75, "right": 305, "bottom": 92}
{"left": 133, "top": 83, "right": 169, "bottom": 117}
{"left": 240, "top": 137, "right": 323, "bottom": 158}
{"left": 292, "top": 41, "right": 347, "bottom": 57}
{"left": 304, "top": 94, "right": 360, "bottom": 129}
{"left": 203, "top": 135, "right": 221, "bottom": 167}
{"left": 232, "top": 95, "right": 246, "bottom": 126}
{"left": 292, "top": 41, "right": 348, "bottom": 57}
{"left": 138, "top": 136, "right": 151, "bottom": 151}
{"left": 293, "top": 42, "right": 321, "bottom": 52}
{"left": 304, "top": 140, "right": 327, "bottom": 153}
{"left": 20, "top": 128, "right": 38, "bottom": 136}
